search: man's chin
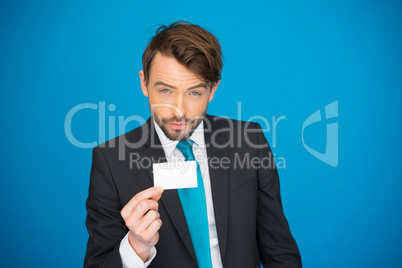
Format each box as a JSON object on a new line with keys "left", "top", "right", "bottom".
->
{"left": 163, "top": 127, "right": 193, "bottom": 141}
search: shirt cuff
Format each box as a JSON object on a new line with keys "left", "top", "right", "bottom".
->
{"left": 119, "top": 232, "right": 157, "bottom": 268}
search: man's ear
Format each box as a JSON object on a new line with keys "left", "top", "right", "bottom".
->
{"left": 139, "top": 70, "right": 149, "bottom": 97}
{"left": 208, "top": 80, "right": 220, "bottom": 102}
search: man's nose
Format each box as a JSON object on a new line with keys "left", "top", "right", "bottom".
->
{"left": 171, "top": 95, "right": 186, "bottom": 118}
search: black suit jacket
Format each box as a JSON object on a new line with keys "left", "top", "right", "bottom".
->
{"left": 84, "top": 114, "right": 301, "bottom": 267}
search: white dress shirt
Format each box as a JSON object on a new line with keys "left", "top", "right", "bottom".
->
{"left": 119, "top": 119, "right": 223, "bottom": 268}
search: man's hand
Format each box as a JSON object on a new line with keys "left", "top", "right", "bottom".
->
{"left": 121, "top": 186, "right": 164, "bottom": 262}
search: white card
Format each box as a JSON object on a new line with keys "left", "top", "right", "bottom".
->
{"left": 153, "top": 161, "right": 198, "bottom": 190}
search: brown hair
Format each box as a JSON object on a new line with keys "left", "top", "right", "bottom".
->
{"left": 142, "top": 21, "right": 223, "bottom": 87}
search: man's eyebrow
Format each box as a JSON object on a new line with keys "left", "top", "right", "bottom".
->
{"left": 153, "top": 81, "right": 208, "bottom": 90}
{"left": 187, "top": 83, "right": 208, "bottom": 90}
{"left": 153, "top": 81, "right": 177, "bottom": 89}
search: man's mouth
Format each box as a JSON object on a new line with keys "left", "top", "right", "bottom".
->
{"left": 168, "top": 122, "right": 188, "bottom": 130}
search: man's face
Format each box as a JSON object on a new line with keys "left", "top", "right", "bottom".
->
{"left": 140, "top": 53, "right": 219, "bottom": 141}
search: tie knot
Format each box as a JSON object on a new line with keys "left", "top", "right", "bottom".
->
{"left": 176, "top": 139, "right": 195, "bottom": 161}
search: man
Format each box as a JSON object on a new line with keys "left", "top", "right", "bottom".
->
{"left": 84, "top": 21, "right": 302, "bottom": 268}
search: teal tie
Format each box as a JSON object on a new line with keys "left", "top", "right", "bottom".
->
{"left": 176, "top": 139, "right": 212, "bottom": 268}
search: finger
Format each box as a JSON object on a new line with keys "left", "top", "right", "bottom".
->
{"left": 147, "top": 218, "right": 162, "bottom": 235}
{"left": 123, "top": 199, "right": 159, "bottom": 226}
{"left": 131, "top": 199, "right": 159, "bottom": 221}
{"left": 135, "top": 210, "right": 161, "bottom": 234}
{"left": 149, "top": 190, "right": 163, "bottom": 202}
{"left": 121, "top": 187, "right": 163, "bottom": 217}
{"left": 144, "top": 219, "right": 162, "bottom": 244}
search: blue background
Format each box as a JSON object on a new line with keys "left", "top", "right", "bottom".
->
{"left": 1, "top": 0, "right": 401, "bottom": 267}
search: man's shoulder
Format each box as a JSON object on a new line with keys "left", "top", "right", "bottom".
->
{"left": 204, "top": 114, "right": 265, "bottom": 150}
{"left": 205, "top": 114, "right": 259, "bottom": 130}
{"left": 94, "top": 118, "right": 152, "bottom": 154}
{"left": 204, "top": 114, "right": 260, "bottom": 134}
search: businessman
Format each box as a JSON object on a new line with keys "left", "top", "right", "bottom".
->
{"left": 84, "top": 21, "right": 302, "bottom": 268}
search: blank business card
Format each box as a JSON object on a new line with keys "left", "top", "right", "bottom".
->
{"left": 153, "top": 161, "right": 198, "bottom": 190}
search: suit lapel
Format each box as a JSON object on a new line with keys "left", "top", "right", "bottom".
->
{"left": 140, "top": 118, "right": 197, "bottom": 263}
{"left": 204, "top": 115, "right": 229, "bottom": 263}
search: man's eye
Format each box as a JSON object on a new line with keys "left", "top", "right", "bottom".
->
{"left": 160, "top": 89, "right": 170, "bottom": 93}
{"left": 191, "top": 91, "right": 201, "bottom": 96}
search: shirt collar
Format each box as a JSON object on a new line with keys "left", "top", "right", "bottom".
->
{"left": 152, "top": 118, "right": 206, "bottom": 156}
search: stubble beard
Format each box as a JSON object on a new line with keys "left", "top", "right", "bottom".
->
{"left": 153, "top": 111, "right": 206, "bottom": 141}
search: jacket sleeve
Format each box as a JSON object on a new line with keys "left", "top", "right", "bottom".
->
{"left": 84, "top": 146, "right": 127, "bottom": 268}
{"left": 253, "top": 122, "right": 302, "bottom": 267}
